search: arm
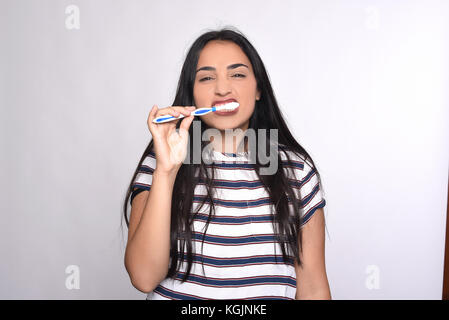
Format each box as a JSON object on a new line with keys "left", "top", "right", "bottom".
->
{"left": 124, "top": 169, "right": 177, "bottom": 293}
{"left": 295, "top": 208, "right": 332, "bottom": 300}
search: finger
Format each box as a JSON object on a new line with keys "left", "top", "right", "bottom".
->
{"left": 157, "top": 107, "right": 180, "bottom": 117}
{"left": 148, "top": 104, "right": 158, "bottom": 123}
{"left": 157, "top": 106, "right": 194, "bottom": 118}
{"left": 169, "top": 107, "right": 180, "bottom": 116}
{"left": 152, "top": 104, "right": 159, "bottom": 114}
{"left": 177, "top": 106, "right": 196, "bottom": 118}
{"left": 171, "top": 106, "right": 194, "bottom": 110}
{"left": 179, "top": 113, "right": 195, "bottom": 132}
{"left": 151, "top": 106, "right": 178, "bottom": 127}
{"left": 171, "top": 106, "right": 196, "bottom": 114}
{"left": 148, "top": 105, "right": 159, "bottom": 132}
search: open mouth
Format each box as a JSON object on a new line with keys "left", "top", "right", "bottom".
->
{"left": 213, "top": 98, "right": 237, "bottom": 106}
{"left": 215, "top": 106, "right": 239, "bottom": 116}
{"left": 213, "top": 99, "right": 239, "bottom": 115}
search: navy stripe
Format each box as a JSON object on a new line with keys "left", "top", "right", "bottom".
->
{"left": 131, "top": 183, "right": 151, "bottom": 190}
{"left": 175, "top": 272, "right": 296, "bottom": 288}
{"left": 130, "top": 188, "right": 146, "bottom": 205}
{"left": 152, "top": 285, "right": 293, "bottom": 300}
{"left": 182, "top": 253, "right": 294, "bottom": 267}
{"left": 288, "top": 167, "right": 316, "bottom": 188}
{"left": 197, "top": 178, "right": 263, "bottom": 189}
{"left": 281, "top": 160, "right": 304, "bottom": 170}
{"left": 193, "top": 194, "right": 315, "bottom": 209}
{"left": 205, "top": 163, "right": 255, "bottom": 169}
{"left": 198, "top": 178, "right": 310, "bottom": 191}
{"left": 132, "top": 184, "right": 321, "bottom": 209}
{"left": 204, "top": 159, "right": 304, "bottom": 170}
{"left": 137, "top": 166, "right": 154, "bottom": 174}
{"left": 131, "top": 184, "right": 321, "bottom": 209}
{"left": 153, "top": 285, "right": 205, "bottom": 300}
{"left": 302, "top": 167, "right": 317, "bottom": 184}
{"left": 192, "top": 232, "right": 275, "bottom": 245}
{"left": 193, "top": 196, "right": 271, "bottom": 208}
{"left": 135, "top": 170, "right": 308, "bottom": 188}
{"left": 301, "top": 199, "right": 326, "bottom": 226}
{"left": 299, "top": 183, "right": 321, "bottom": 208}
{"left": 194, "top": 213, "right": 273, "bottom": 224}
{"left": 130, "top": 184, "right": 151, "bottom": 205}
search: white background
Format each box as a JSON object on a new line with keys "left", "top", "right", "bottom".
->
{"left": 1, "top": 0, "right": 448, "bottom": 299}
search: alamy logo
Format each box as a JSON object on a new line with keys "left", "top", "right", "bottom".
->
{"left": 172, "top": 121, "right": 279, "bottom": 175}
{"left": 65, "top": 265, "right": 80, "bottom": 290}
{"left": 365, "top": 264, "right": 380, "bottom": 290}
{"left": 364, "top": 6, "right": 380, "bottom": 30}
{"left": 65, "top": 5, "right": 80, "bottom": 30}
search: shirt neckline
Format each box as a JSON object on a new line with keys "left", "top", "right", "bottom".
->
{"left": 206, "top": 149, "right": 251, "bottom": 162}
{"left": 212, "top": 150, "right": 249, "bottom": 158}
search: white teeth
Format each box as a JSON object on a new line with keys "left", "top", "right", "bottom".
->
{"left": 214, "top": 101, "right": 239, "bottom": 114}
{"left": 215, "top": 101, "right": 236, "bottom": 106}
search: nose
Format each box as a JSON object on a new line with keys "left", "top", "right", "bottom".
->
{"left": 214, "top": 76, "right": 232, "bottom": 96}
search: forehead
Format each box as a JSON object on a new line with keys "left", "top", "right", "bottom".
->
{"left": 197, "top": 40, "right": 252, "bottom": 70}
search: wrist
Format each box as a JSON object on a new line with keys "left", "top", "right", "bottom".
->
{"left": 153, "top": 168, "right": 178, "bottom": 181}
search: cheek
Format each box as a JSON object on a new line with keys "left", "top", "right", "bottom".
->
{"left": 193, "top": 83, "right": 203, "bottom": 99}
{"left": 193, "top": 85, "right": 213, "bottom": 106}
{"left": 243, "top": 102, "right": 256, "bottom": 117}
{"left": 240, "top": 80, "right": 258, "bottom": 100}
{"left": 193, "top": 87, "right": 200, "bottom": 104}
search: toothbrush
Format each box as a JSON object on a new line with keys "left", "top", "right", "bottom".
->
{"left": 152, "top": 102, "right": 240, "bottom": 124}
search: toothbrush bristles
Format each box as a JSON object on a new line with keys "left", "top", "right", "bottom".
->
{"left": 215, "top": 101, "right": 239, "bottom": 111}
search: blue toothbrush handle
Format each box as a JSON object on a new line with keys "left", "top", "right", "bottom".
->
{"left": 153, "top": 113, "right": 186, "bottom": 124}
{"left": 152, "top": 107, "right": 214, "bottom": 124}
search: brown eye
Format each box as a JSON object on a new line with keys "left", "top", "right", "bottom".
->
{"left": 233, "top": 73, "right": 246, "bottom": 78}
{"left": 199, "top": 76, "right": 213, "bottom": 82}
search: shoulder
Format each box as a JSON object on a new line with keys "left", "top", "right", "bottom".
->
{"left": 132, "top": 150, "right": 157, "bottom": 188}
{"left": 277, "top": 144, "right": 312, "bottom": 178}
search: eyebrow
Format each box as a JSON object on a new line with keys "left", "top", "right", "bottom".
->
{"left": 195, "top": 63, "right": 249, "bottom": 74}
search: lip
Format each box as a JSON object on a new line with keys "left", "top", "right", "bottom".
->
{"left": 212, "top": 98, "right": 239, "bottom": 116}
{"left": 214, "top": 105, "right": 239, "bottom": 116}
{"left": 212, "top": 98, "right": 237, "bottom": 107}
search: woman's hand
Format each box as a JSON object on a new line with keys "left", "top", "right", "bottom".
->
{"left": 147, "top": 105, "right": 196, "bottom": 175}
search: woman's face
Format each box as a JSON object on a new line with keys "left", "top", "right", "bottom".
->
{"left": 193, "top": 40, "right": 260, "bottom": 132}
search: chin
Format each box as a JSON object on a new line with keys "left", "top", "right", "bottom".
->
{"left": 211, "top": 120, "right": 247, "bottom": 131}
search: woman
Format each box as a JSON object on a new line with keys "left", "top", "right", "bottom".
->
{"left": 123, "top": 27, "right": 331, "bottom": 300}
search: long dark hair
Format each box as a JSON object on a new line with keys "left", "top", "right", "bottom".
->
{"left": 122, "top": 26, "right": 326, "bottom": 281}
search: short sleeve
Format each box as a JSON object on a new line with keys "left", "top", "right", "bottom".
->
{"left": 129, "top": 151, "right": 157, "bottom": 205}
{"left": 282, "top": 150, "right": 327, "bottom": 228}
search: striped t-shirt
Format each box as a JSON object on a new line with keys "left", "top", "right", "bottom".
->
{"left": 130, "top": 147, "right": 326, "bottom": 300}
